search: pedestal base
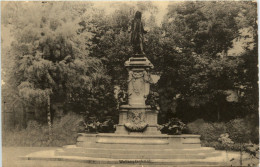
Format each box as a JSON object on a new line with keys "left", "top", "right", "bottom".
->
{"left": 116, "top": 105, "right": 160, "bottom": 134}
{"left": 75, "top": 133, "right": 202, "bottom": 149}
{"left": 115, "top": 125, "right": 161, "bottom": 135}
{"left": 21, "top": 133, "right": 226, "bottom": 166}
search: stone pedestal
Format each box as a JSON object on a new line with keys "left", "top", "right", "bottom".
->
{"left": 115, "top": 105, "right": 160, "bottom": 135}
{"left": 50, "top": 133, "right": 224, "bottom": 165}
{"left": 115, "top": 56, "right": 161, "bottom": 134}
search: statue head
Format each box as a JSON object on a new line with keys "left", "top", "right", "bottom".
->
{"left": 134, "top": 11, "right": 142, "bottom": 20}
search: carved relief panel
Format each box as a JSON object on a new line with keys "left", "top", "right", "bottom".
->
{"left": 127, "top": 69, "right": 152, "bottom": 106}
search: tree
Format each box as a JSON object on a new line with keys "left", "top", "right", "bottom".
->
{"left": 153, "top": 1, "right": 257, "bottom": 123}
{"left": 3, "top": 2, "right": 112, "bottom": 131}
{"left": 2, "top": 1, "right": 257, "bottom": 131}
{"left": 227, "top": 119, "right": 252, "bottom": 166}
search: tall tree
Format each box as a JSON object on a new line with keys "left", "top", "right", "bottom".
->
{"left": 154, "top": 1, "right": 257, "bottom": 122}
{"left": 3, "top": 2, "right": 111, "bottom": 129}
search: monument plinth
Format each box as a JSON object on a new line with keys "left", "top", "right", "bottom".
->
{"left": 115, "top": 56, "right": 160, "bottom": 134}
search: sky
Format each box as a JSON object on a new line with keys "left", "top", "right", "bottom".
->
{"left": 91, "top": 1, "right": 170, "bottom": 26}
{"left": 1, "top": 1, "right": 171, "bottom": 48}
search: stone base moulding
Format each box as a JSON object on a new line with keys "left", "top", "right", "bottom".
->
{"left": 116, "top": 104, "right": 161, "bottom": 134}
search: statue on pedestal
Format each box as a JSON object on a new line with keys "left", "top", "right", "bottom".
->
{"left": 130, "top": 11, "right": 147, "bottom": 55}
{"left": 115, "top": 11, "right": 157, "bottom": 133}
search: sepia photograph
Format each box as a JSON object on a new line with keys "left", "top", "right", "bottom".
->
{"left": 1, "top": 1, "right": 259, "bottom": 167}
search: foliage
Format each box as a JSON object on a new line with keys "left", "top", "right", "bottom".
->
{"left": 226, "top": 118, "right": 251, "bottom": 143}
{"left": 83, "top": 116, "right": 101, "bottom": 133}
{"left": 145, "top": 91, "right": 160, "bottom": 110}
{"left": 159, "top": 118, "right": 186, "bottom": 135}
{"left": 83, "top": 116, "right": 116, "bottom": 133}
{"left": 2, "top": 2, "right": 116, "bottom": 124}
{"left": 188, "top": 120, "right": 227, "bottom": 142}
{"left": 244, "top": 143, "right": 259, "bottom": 160}
{"left": 202, "top": 140, "right": 242, "bottom": 151}
{"left": 2, "top": 113, "right": 83, "bottom": 147}
{"left": 187, "top": 118, "right": 257, "bottom": 144}
{"left": 99, "top": 117, "right": 116, "bottom": 133}
{"left": 1, "top": 2, "right": 258, "bottom": 140}
{"left": 117, "top": 89, "right": 128, "bottom": 105}
{"left": 218, "top": 133, "right": 234, "bottom": 148}
{"left": 187, "top": 118, "right": 259, "bottom": 154}
{"left": 218, "top": 131, "right": 234, "bottom": 165}
{"left": 155, "top": 1, "right": 258, "bottom": 123}
{"left": 226, "top": 118, "right": 258, "bottom": 166}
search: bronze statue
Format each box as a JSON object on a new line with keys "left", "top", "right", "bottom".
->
{"left": 130, "top": 11, "right": 147, "bottom": 55}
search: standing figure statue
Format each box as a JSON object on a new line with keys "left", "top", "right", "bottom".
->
{"left": 130, "top": 11, "right": 147, "bottom": 55}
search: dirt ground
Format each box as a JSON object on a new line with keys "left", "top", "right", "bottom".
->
{"left": 2, "top": 147, "right": 259, "bottom": 167}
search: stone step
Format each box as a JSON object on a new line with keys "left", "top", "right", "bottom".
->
{"left": 22, "top": 150, "right": 226, "bottom": 165}
{"left": 56, "top": 149, "right": 221, "bottom": 159}
{"left": 77, "top": 133, "right": 202, "bottom": 149}
{"left": 78, "top": 133, "right": 201, "bottom": 141}
{"left": 22, "top": 132, "right": 226, "bottom": 165}
{"left": 62, "top": 145, "right": 216, "bottom": 155}
{"left": 77, "top": 142, "right": 202, "bottom": 149}
{"left": 56, "top": 145, "right": 221, "bottom": 159}
{"left": 96, "top": 137, "right": 169, "bottom": 144}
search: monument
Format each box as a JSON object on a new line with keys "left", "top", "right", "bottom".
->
{"left": 22, "top": 11, "right": 226, "bottom": 166}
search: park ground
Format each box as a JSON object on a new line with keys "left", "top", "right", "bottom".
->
{"left": 2, "top": 147, "right": 259, "bottom": 167}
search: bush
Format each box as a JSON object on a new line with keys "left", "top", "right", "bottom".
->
{"left": 226, "top": 118, "right": 252, "bottom": 144}
{"left": 187, "top": 119, "right": 226, "bottom": 143}
{"left": 160, "top": 118, "right": 186, "bottom": 135}
{"left": 50, "top": 112, "right": 84, "bottom": 146}
{"left": 202, "top": 140, "right": 242, "bottom": 151}
{"left": 2, "top": 112, "right": 83, "bottom": 147}
{"left": 186, "top": 119, "right": 206, "bottom": 134}
{"left": 187, "top": 118, "right": 258, "bottom": 151}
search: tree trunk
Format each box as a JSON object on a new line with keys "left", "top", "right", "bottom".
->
{"left": 3, "top": 102, "right": 6, "bottom": 130}
{"left": 47, "top": 95, "right": 52, "bottom": 138}
{"left": 240, "top": 143, "right": 243, "bottom": 166}
{"left": 13, "top": 107, "right": 15, "bottom": 128}
{"left": 22, "top": 103, "right": 27, "bottom": 128}
{"left": 226, "top": 150, "right": 228, "bottom": 166}
{"left": 217, "top": 110, "right": 220, "bottom": 121}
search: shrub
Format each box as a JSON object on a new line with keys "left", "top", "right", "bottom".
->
{"left": 186, "top": 119, "right": 206, "bottom": 134}
{"left": 226, "top": 119, "right": 258, "bottom": 166}
{"left": 187, "top": 118, "right": 258, "bottom": 153}
{"left": 2, "top": 112, "right": 83, "bottom": 147}
{"left": 160, "top": 118, "right": 186, "bottom": 135}
{"left": 50, "top": 112, "right": 83, "bottom": 146}
{"left": 187, "top": 119, "right": 226, "bottom": 143}
{"left": 226, "top": 118, "right": 251, "bottom": 144}
{"left": 83, "top": 116, "right": 116, "bottom": 133}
